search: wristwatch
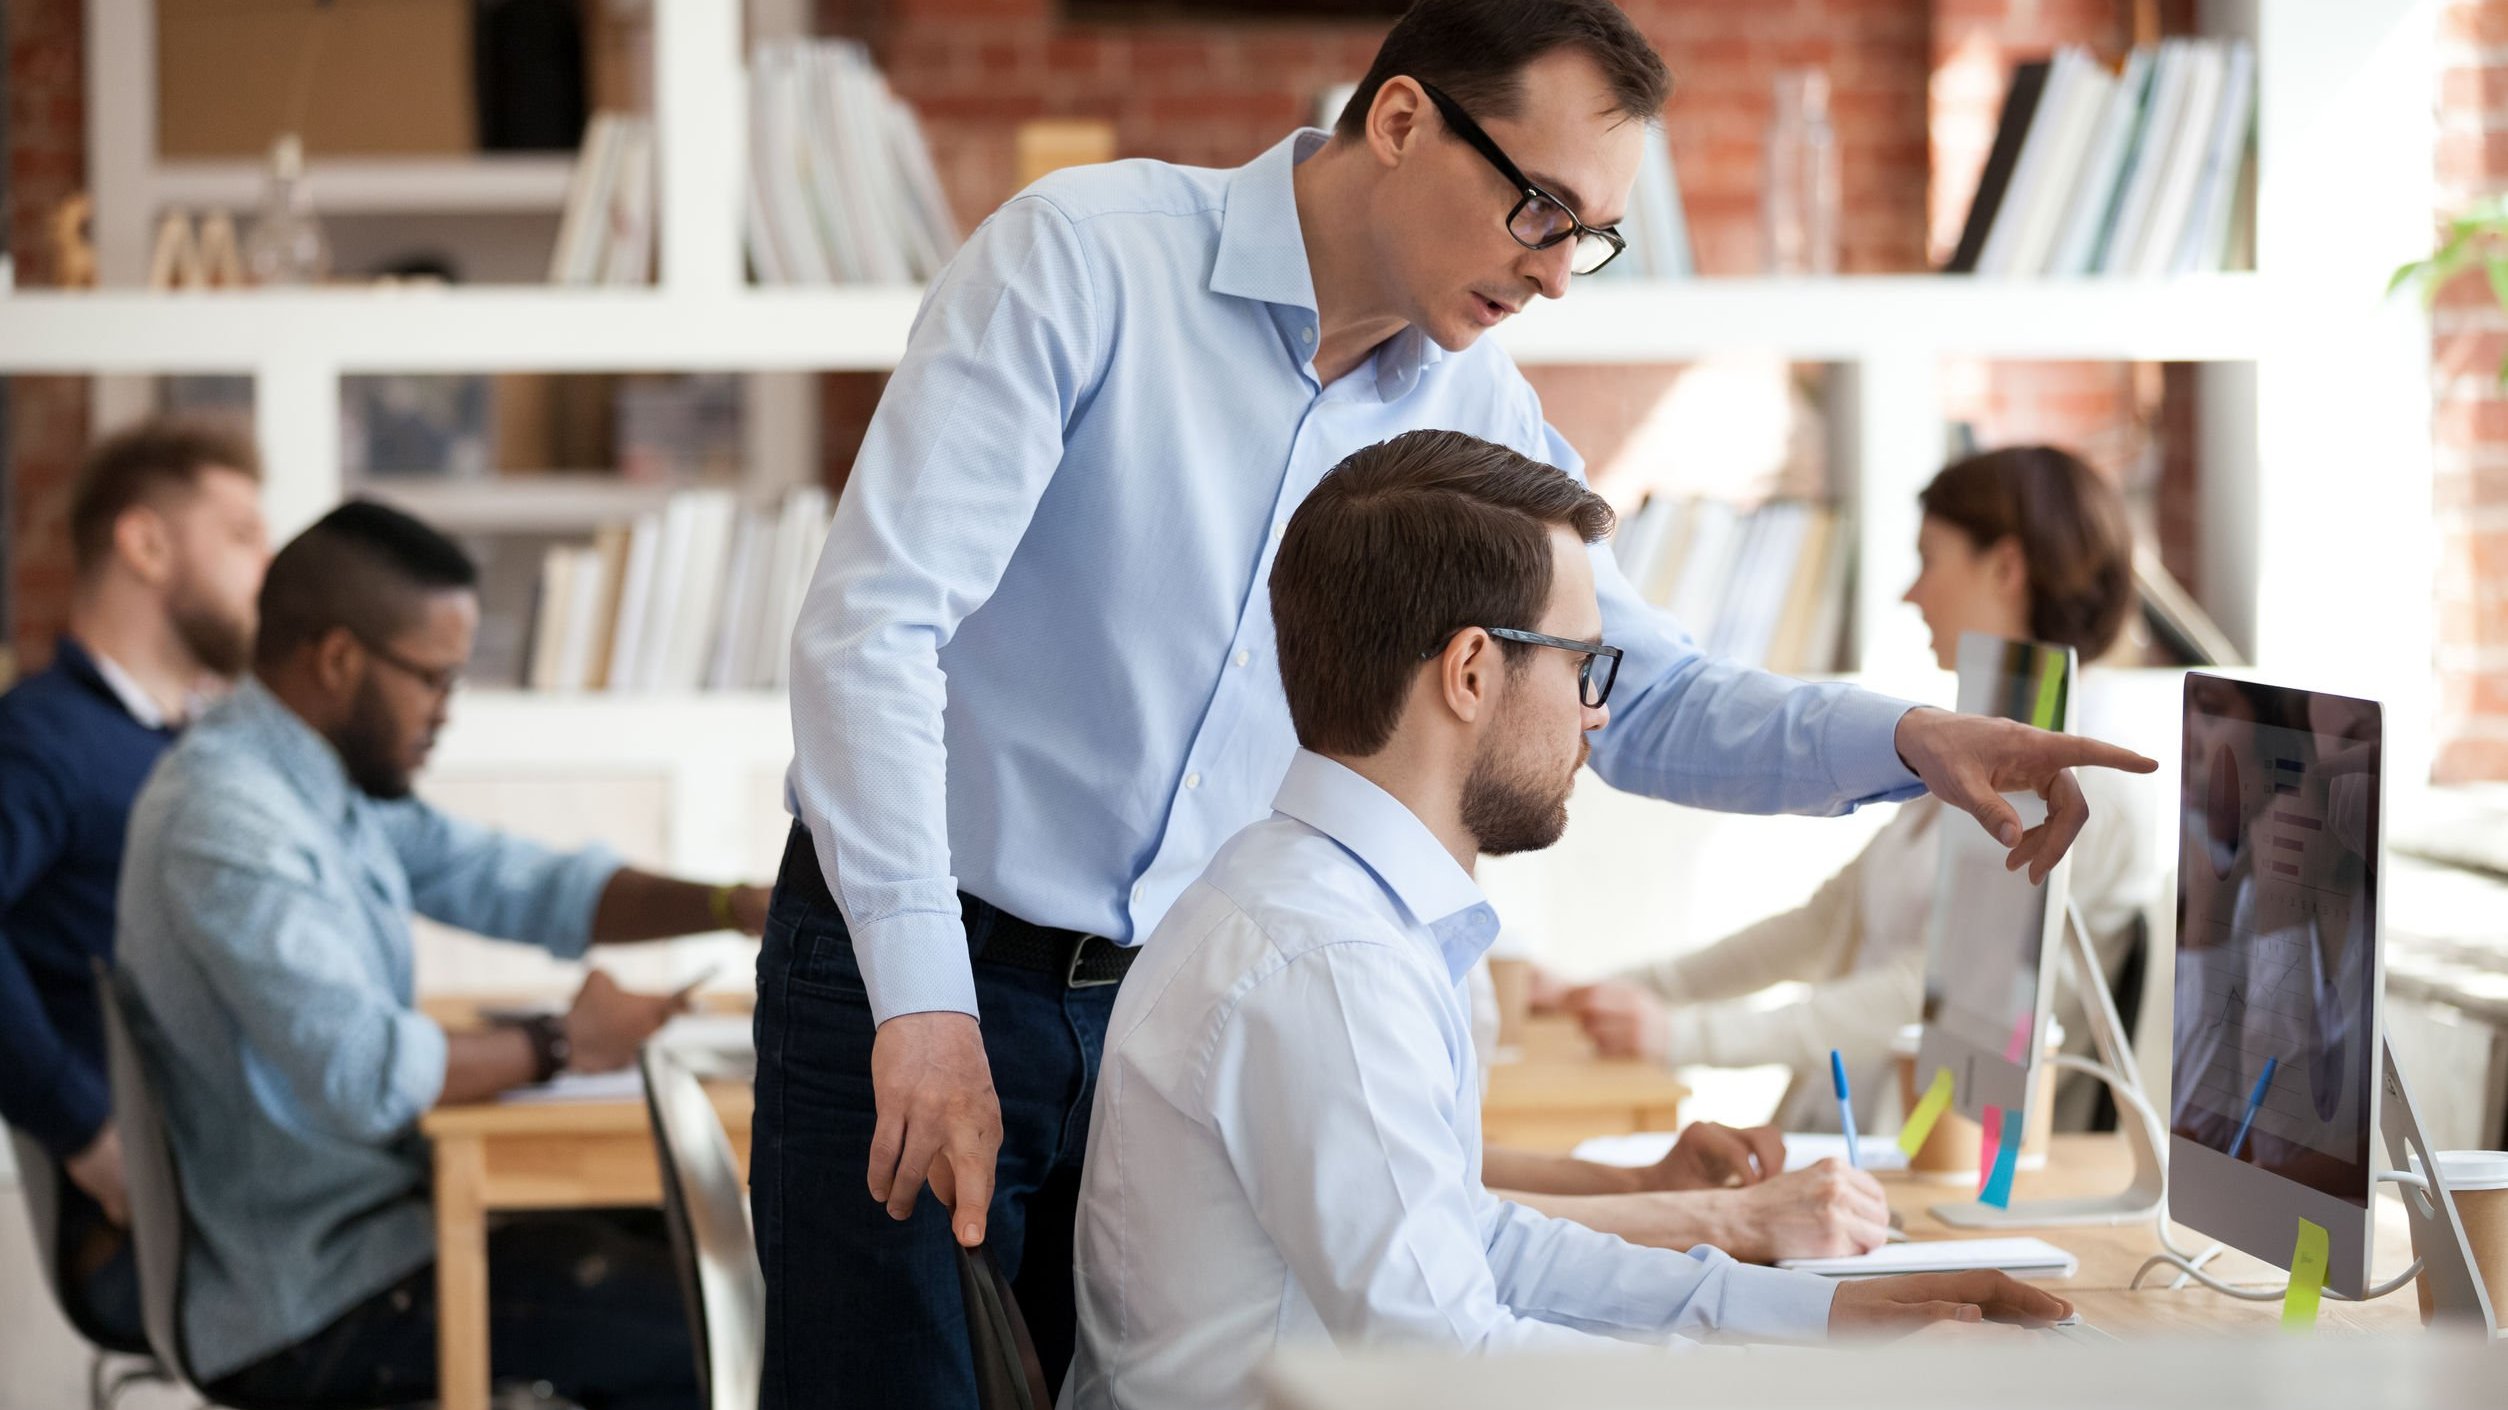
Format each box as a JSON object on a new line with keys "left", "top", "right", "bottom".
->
{"left": 519, "top": 1013, "right": 572, "bottom": 1084}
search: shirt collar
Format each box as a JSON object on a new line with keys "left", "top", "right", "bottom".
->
{"left": 1210, "top": 128, "right": 1447, "bottom": 401}
{"left": 221, "top": 676, "right": 360, "bottom": 827}
{"left": 85, "top": 646, "right": 175, "bottom": 729}
{"left": 1270, "top": 750, "right": 1502, "bottom": 982}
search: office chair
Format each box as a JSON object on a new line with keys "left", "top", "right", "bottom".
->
{"left": 954, "top": 1241, "right": 1052, "bottom": 1410}
{"left": 639, "top": 1044, "right": 764, "bottom": 1410}
{"left": 6, "top": 1123, "right": 168, "bottom": 1409}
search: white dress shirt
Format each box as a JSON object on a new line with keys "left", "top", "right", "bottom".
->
{"left": 1066, "top": 752, "right": 1837, "bottom": 1409}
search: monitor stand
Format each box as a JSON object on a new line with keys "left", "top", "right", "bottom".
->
{"left": 2376, "top": 1034, "right": 2498, "bottom": 1337}
{"left": 1931, "top": 898, "right": 2165, "bottom": 1228}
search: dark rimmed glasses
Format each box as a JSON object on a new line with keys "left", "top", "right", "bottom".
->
{"left": 1424, "top": 627, "right": 1623, "bottom": 709}
{"left": 1418, "top": 83, "right": 1627, "bottom": 277}
{"left": 353, "top": 631, "right": 463, "bottom": 699}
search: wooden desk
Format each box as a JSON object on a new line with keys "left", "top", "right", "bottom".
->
{"left": 416, "top": 997, "right": 750, "bottom": 1410}
{"left": 1482, "top": 1017, "right": 1690, "bottom": 1151}
{"left": 1886, "top": 1132, "right": 2423, "bottom": 1332}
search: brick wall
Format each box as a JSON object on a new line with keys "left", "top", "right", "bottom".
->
{"left": 5, "top": 0, "right": 88, "bottom": 675}
{"left": 2433, "top": 0, "right": 2508, "bottom": 782}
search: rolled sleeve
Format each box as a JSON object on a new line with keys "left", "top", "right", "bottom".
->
{"left": 379, "top": 798, "right": 621, "bottom": 960}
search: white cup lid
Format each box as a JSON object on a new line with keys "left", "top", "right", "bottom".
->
{"left": 2435, "top": 1150, "right": 2508, "bottom": 1192}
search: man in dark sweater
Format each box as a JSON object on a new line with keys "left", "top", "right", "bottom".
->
{"left": 0, "top": 417, "right": 267, "bottom": 1343}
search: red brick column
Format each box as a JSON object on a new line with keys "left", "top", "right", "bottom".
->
{"left": 6, "top": 0, "right": 89, "bottom": 674}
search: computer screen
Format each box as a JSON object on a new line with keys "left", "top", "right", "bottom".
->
{"left": 2168, "top": 673, "right": 2382, "bottom": 1293}
{"left": 1916, "top": 633, "right": 2076, "bottom": 1119}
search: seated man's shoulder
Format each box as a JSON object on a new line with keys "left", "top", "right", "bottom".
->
{"left": 1014, "top": 156, "right": 1227, "bottom": 233}
{"left": 1199, "top": 816, "right": 1418, "bottom": 968}
{"left": 133, "top": 727, "right": 314, "bottom": 856}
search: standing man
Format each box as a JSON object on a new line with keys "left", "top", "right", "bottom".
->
{"left": 0, "top": 417, "right": 267, "bottom": 1347}
{"left": 758, "top": 3, "right": 2154, "bottom": 1404}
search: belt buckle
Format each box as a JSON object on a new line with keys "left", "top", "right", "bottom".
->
{"left": 1066, "top": 935, "right": 1123, "bottom": 989}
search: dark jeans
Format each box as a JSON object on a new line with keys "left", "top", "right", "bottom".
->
{"left": 208, "top": 1214, "right": 695, "bottom": 1410}
{"left": 753, "top": 823, "right": 1120, "bottom": 1410}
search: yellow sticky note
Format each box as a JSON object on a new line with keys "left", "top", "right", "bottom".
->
{"left": 2282, "top": 1218, "right": 2328, "bottom": 1332}
{"left": 1898, "top": 1065, "right": 1956, "bottom": 1159}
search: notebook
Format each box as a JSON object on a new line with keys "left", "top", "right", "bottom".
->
{"left": 1778, "top": 1236, "right": 2078, "bottom": 1279}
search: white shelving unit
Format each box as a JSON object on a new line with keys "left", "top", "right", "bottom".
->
{"left": 0, "top": 0, "right": 2437, "bottom": 981}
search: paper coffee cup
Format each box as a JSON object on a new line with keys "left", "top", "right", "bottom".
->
{"left": 2412, "top": 1149, "right": 2508, "bottom": 1329}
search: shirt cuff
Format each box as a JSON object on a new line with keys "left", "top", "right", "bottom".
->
{"left": 389, "top": 1010, "right": 451, "bottom": 1130}
{"left": 1824, "top": 688, "right": 1927, "bottom": 806}
{"left": 1716, "top": 1263, "right": 1840, "bottom": 1344}
{"left": 17, "top": 1059, "right": 111, "bottom": 1162}
{"left": 850, "top": 910, "right": 980, "bottom": 1025}
{"left": 539, "top": 844, "right": 626, "bottom": 961}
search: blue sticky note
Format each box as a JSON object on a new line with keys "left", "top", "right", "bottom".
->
{"left": 1978, "top": 1104, "right": 2023, "bottom": 1208}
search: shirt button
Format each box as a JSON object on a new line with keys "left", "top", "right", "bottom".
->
{"left": 1185, "top": 773, "right": 1202, "bottom": 790}
{"left": 1233, "top": 650, "right": 1250, "bottom": 668}
{"left": 1131, "top": 884, "right": 1145, "bottom": 905}
{"left": 1301, "top": 325, "right": 1316, "bottom": 343}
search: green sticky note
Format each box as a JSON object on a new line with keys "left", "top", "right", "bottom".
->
{"left": 2282, "top": 1218, "right": 2329, "bottom": 1332}
{"left": 1899, "top": 1065, "right": 1956, "bottom": 1158}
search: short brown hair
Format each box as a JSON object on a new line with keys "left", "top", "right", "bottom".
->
{"left": 1271, "top": 430, "right": 1616, "bottom": 757}
{"left": 69, "top": 416, "right": 261, "bottom": 577}
{"left": 1335, "top": 0, "right": 1672, "bottom": 142}
{"left": 1918, "top": 445, "right": 2135, "bottom": 658}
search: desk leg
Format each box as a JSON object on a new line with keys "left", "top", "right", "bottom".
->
{"left": 434, "top": 1135, "right": 490, "bottom": 1410}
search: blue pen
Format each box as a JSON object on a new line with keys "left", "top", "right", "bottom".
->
{"left": 2227, "top": 1055, "right": 2279, "bottom": 1160}
{"left": 1830, "top": 1049, "right": 1860, "bottom": 1170}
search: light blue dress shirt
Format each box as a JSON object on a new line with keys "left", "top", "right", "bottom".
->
{"left": 787, "top": 128, "right": 1923, "bottom": 1025}
{"left": 1065, "top": 752, "right": 1839, "bottom": 1408}
{"left": 115, "top": 680, "right": 620, "bottom": 1380}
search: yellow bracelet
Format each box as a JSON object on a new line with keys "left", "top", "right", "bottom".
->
{"left": 708, "top": 883, "right": 739, "bottom": 931}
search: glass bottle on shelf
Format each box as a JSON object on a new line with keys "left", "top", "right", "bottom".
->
{"left": 1763, "top": 69, "right": 1840, "bottom": 276}
{"left": 243, "top": 133, "right": 331, "bottom": 286}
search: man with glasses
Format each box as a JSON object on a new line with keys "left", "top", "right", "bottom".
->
{"left": 764, "top": 3, "right": 2152, "bottom": 1403}
{"left": 115, "top": 501, "right": 772, "bottom": 1408}
{"left": 1068, "top": 430, "right": 2073, "bottom": 1408}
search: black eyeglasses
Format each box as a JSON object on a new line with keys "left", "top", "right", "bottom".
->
{"left": 1418, "top": 83, "right": 1627, "bottom": 277}
{"left": 1422, "top": 627, "right": 1623, "bottom": 709}
{"left": 353, "top": 632, "right": 462, "bottom": 699}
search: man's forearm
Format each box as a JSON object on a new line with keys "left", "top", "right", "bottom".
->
{"left": 589, "top": 868, "right": 722, "bottom": 943}
{"left": 439, "top": 1027, "right": 538, "bottom": 1106}
{"left": 1498, "top": 1186, "right": 1739, "bottom": 1257}
{"left": 1480, "top": 1144, "right": 1642, "bottom": 1197}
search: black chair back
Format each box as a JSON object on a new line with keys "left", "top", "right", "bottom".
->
{"left": 954, "top": 1241, "right": 1051, "bottom": 1410}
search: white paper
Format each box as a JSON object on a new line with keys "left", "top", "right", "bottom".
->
{"left": 497, "top": 1068, "right": 646, "bottom": 1105}
{"left": 1777, "top": 1236, "right": 2077, "bottom": 1279}
{"left": 1571, "top": 1130, "right": 1909, "bottom": 1175}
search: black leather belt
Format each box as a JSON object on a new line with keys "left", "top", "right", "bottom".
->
{"left": 779, "top": 822, "right": 1135, "bottom": 989}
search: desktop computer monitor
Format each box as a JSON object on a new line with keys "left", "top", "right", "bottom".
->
{"left": 1914, "top": 632, "right": 2077, "bottom": 1122}
{"left": 2167, "top": 673, "right": 2383, "bottom": 1298}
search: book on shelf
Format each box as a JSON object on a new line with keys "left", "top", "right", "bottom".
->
{"left": 509, "top": 486, "right": 836, "bottom": 694}
{"left": 1949, "top": 39, "right": 2254, "bottom": 278}
{"left": 1612, "top": 495, "right": 1848, "bottom": 675}
{"left": 748, "top": 38, "right": 960, "bottom": 286}
{"left": 549, "top": 112, "right": 658, "bottom": 287}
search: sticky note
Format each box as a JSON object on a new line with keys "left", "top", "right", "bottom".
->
{"left": 1976, "top": 1107, "right": 2001, "bottom": 1194}
{"left": 1979, "top": 1104, "right": 2022, "bottom": 1207}
{"left": 2030, "top": 649, "right": 2066, "bottom": 731}
{"left": 1899, "top": 1065, "right": 1956, "bottom": 1158}
{"left": 2282, "top": 1219, "right": 2328, "bottom": 1332}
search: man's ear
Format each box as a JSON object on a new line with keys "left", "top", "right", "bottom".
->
{"left": 1366, "top": 76, "right": 1430, "bottom": 168}
{"left": 1436, "top": 627, "right": 1498, "bottom": 726}
{"left": 111, "top": 505, "right": 176, "bottom": 588}
{"left": 309, "top": 627, "right": 364, "bottom": 699}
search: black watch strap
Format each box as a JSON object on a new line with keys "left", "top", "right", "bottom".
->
{"left": 520, "top": 1014, "right": 571, "bottom": 1084}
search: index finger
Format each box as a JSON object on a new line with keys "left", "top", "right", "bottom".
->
{"left": 2036, "top": 734, "right": 2156, "bottom": 776}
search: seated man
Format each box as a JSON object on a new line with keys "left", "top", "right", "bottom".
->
{"left": 117, "top": 501, "right": 769, "bottom": 1409}
{"left": 1486, "top": 1127, "right": 1890, "bottom": 1263}
{"left": 1068, "top": 431, "right": 2067, "bottom": 1408}
{"left": 0, "top": 416, "right": 267, "bottom": 1347}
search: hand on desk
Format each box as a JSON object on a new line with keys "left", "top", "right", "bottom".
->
{"left": 1827, "top": 1270, "right": 2071, "bottom": 1338}
{"left": 1636, "top": 1120, "right": 1781, "bottom": 1190}
{"left": 1715, "top": 1159, "right": 1890, "bottom": 1263}
{"left": 1891, "top": 708, "right": 2157, "bottom": 884}
{"left": 563, "top": 970, "right": 691, "bottom": 1072}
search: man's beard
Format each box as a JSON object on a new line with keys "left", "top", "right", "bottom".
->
{"left": 166, "top": 584, "right": 252, "bottom": 679}
{"left": 1459, "top": 734, "right": 1583, "bottom": 857}
{"left": 336, "top": 672, "right": 415, "bottom": 800}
